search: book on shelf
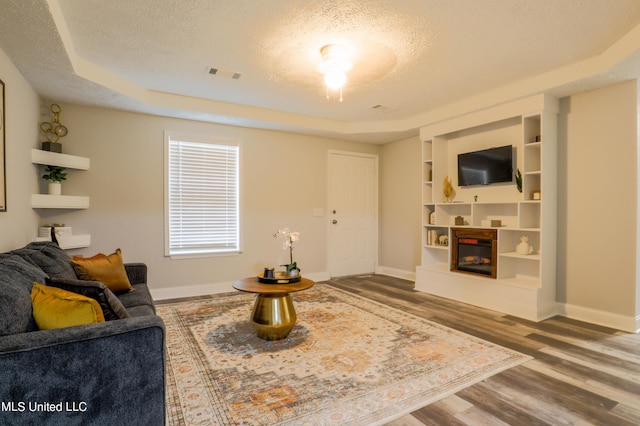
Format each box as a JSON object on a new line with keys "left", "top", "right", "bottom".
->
{"left": 428, "top": 229, "right": 439, "bottom": 246}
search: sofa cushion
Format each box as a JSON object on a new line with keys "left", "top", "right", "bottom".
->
{"left": 10, "top": 242, "right": 76, "bottom": 280}
{"left": 117, "top": 283, "right": 155, "bottom": 313}
{"left": 0, "top": 254, "right": 48, "bottom": 335}
{"left": 45, "top": 277, "right": 131, "bottom": 321}
{"left": 31, "top": 283, "right": 105, "bottom": 330}
{"left": 125, "top": 304, "right": 157, "bottom": 317}
{"left": 0, "top": 282, "right": 31, "bottom": 335}
{"left": 71, "top": 249, "right": 133, "bottom": 294}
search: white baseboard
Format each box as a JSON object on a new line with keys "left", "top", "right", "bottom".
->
{"left": 150, "top": 281, "right": 235, "bottom": 301}
{"left": 558, "top": 303, "right": 639, "bottom": 333}
{"left": 306, "top": 271, "right": 331, "bottom": 282}
{"left": 150, "top": 271, "right": 331, "bottom": 301}
{"left": 375, "top": 266, "right": 416, "bottom": 282}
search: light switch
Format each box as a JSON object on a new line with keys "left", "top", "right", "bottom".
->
{"left": 313, "top": 208, "right": 324, "bottom": 217}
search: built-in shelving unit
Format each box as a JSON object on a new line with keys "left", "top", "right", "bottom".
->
{"left": 416, "top": 94, "right": 558, "bottom": 321}
{"left": 31, "top": 149, "right": 91, "bottom": 248}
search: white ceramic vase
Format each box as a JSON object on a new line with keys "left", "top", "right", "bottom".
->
{"left": 516, "top": 235, "right": 533, "bottom": 255}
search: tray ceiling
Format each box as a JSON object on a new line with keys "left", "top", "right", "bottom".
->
{"left": 2, "top": 0, "right": 640, "bottom": 143}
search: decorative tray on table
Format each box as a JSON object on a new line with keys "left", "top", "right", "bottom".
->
{"left": 257, "top": 272, "right": 301, "bottom": 284}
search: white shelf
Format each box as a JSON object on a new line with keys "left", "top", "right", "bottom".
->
{"left": 31, "top": 149, "right": 91, "bottom": 209}
{"left": 499, "top": 252, "right": 541, "bottom": 260}
{"left": 33, "top": 234, "right": 91, "bottom": 249}
{"left": 57, "top": 234, "right": 91, "bottom": 249}
{"left": 31, "top": 149, "right": 90, "bottom": 170}
{"left": 31, "top": 194, "right": 90, "bottom": 209}
{"left": 30, "top": 149, "right": 92, "bottom": 249}
{"left": 424, "top": 244, "right": 449, "bottom": 250}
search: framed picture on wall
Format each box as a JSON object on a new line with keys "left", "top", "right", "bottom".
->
{"left": 0, "top": 79, "right": 5, "bottom": 212}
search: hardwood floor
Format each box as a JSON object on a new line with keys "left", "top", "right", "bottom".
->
{"left": 324, "top": 274, "right": 640, "bottom": 426}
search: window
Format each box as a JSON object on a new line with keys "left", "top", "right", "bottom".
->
{"left": 165, "top": 132, "right": 240, "bottom": 257}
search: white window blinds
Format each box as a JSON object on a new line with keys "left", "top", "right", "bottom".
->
{"left": 166, "top": 135, "right": 240, "bottom": 256}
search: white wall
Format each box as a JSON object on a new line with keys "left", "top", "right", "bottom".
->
{"left": 40, "top": 104, "right": 380, "bottom": 296}
{"left": 379, "top": 135, "right": 422, "bottom": 278}
{"left": 0, "top": 48, "right": 41, "bottom": 251}
{"left": 557, "top": 80, "right": 638, "bottom": 325}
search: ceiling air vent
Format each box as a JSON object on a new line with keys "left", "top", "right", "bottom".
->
{"left": 207, "top": 66, "right": 242, "bottom": 80}
{"left": 371, "top": 104, "right": 399, "bottom": 113}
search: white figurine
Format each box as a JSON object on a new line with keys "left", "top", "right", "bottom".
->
{"left": 516, "top": 235, "right": 533, "bottom": 255}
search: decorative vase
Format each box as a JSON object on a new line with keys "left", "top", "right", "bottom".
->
{"left": 48, "top": 182, "right": 61, "bottom": 195}
{"left": 443, "top": 176, "right": 453, "bottom": 203}
{"left": 285, "top": 268, "right": 300, "bottom": 278}
{"left": 516, "top": 235, "right": 533, "bottom": 255}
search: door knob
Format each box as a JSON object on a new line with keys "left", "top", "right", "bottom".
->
{"left": 332, "top": 219, "right": 338, "bottom": 224}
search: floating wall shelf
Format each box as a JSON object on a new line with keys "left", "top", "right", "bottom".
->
{"left": 31, "top": 194, "right": 90, "bottom": 209}
{"left": 33, "top": 234, "right": 91, "bottom": 250}
{"left": 30, "top": 148, "right": 92, "bottom": 249}
{"left": 31, "top": 149, "right": 90, "bottom": 170}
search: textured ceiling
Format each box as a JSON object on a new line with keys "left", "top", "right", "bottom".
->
{"left": 1, "top": 0, "right": 640, "bottom": 143}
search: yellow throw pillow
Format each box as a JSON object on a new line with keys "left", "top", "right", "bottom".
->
{"left": 31, "top": 282, "right": 105, "bottom": 330}
{"left": 71, "top": 248, "right": 133, "bottom": 294}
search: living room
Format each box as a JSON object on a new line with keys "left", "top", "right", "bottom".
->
{"left": 0, "top": 1, "right": 639, "bottom": 424}
{"left": 1, "top": 0, "right": 638, "bottom": 331}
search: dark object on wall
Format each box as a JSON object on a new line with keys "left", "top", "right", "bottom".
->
{"left": 458, "top": 145, "right": 513, "bottom": 187}
{"left": 41, "top": 141, "right": 62, "bottom": 153}
{"left": 0, "top": 79, "right": 5, "bottom": 212}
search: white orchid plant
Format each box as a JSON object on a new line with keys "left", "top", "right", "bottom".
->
{"left": 273, "top": 228, "right": 300, "bottom": 272}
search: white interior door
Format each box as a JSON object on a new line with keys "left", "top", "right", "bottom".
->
{"left": 328, "top": 151, "right": 378, "bottom": 277}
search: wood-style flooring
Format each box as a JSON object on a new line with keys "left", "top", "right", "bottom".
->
{"left": 324, "top": 274, "right": 640, "bottom": 426}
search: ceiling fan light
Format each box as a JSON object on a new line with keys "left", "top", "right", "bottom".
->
{"left": 324, "top": 69, "right": 346, "bottom": 90}
{"left": 319, "top": 44, "right": 351, "bottom": 99}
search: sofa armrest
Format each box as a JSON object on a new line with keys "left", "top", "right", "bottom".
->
{"left": 0, "top": 316, "right": 165, "bottom": 425}
{"left": 124, "top": 262, "right": 147, "bottom": 285}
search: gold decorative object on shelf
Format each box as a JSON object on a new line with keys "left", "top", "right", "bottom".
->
{"left": 443, "top": 176, "right": 453, "bottom": 203}
{"left": 40, "top": 103, "right": 68, "bottom": 152}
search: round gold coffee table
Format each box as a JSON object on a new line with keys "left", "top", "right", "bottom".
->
{"left": 232, "top": 277, "right": 314, "bottom": 341}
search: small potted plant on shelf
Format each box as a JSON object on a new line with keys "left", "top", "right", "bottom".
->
{"left": 42, "top": 165, "right": 67, "bottom": 195}
{"left": 515, "top": 168, "right": 522, "bottom": 193}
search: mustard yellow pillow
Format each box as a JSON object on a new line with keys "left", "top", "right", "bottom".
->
{"left": 31, "top": 282, "right": 105, "bottom": 330}
{"left": 71, "top": 248, "right": 133, "bottom": 294}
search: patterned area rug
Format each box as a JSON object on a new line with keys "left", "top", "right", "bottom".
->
{"left": 159, "top": 284, "right": 530, "bottom": 425}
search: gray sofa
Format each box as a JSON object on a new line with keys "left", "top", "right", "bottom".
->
{"left": 0, "top": 242, "right": 165, "bottom": 425}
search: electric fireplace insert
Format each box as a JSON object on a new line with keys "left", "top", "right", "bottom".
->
{"left": 451, "top": 228, "right": 497, "bottom": 278}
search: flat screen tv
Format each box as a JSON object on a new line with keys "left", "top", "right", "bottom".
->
{"left": 458, "top": 145, "right": 513, "bottom": 186}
